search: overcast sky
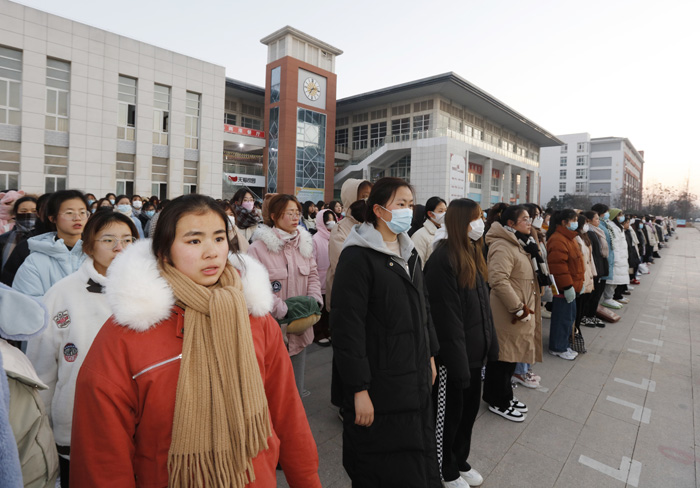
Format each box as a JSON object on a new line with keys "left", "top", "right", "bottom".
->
{"left": 16, "top": 0, "right": 700, "bottom": 201}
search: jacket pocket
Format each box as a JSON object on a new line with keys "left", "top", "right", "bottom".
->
{"left": 297, "top": 263, "right": 310, "bottom": 276}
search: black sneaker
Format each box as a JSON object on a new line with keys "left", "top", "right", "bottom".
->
{"left": 581, "top": 317, "right": 596, "bottom": 328}
{"left": 489, "top": 405, "right": 525, "bottom": 422}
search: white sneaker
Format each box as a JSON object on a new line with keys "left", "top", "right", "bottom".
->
{"left": 627, "top": 285, "right": 635, "bottom": 291}
{"left": 443, "top": 477, "right": 470, "bottom": 488}
{"left": 540, "top": 309, "right": 552, "bottom": 319}
{"left": 549, "top": 349, "right": 577, "bottom": 360}
{"left": 460, "top": 468, "right": 483, "bottom": 486}
{"left": 512, "top": 374, "right": 539, "bottom": 389}
{"left": 566, "top": 347, "right": 579, "bottom": 357}
{"left": 602, "top": 299, "right": 623, "bottom": 309}
{"left": 488, "top": 404, "right": 526, "bottom": 422}
{"left": 616, "top": 297, "right": 630, "bottom": 304}
{"left": 511, "top": 397, "right": 528, "bottom": 413}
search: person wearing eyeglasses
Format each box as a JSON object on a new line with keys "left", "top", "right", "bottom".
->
{"left": 248, "top": 194, "right": 322, "bottom": 398}
{"left": 12, "top": 191, "right": 89, "bottom": 298}
{"left": 26, "top": 211, "right": 138, "bottom": 487}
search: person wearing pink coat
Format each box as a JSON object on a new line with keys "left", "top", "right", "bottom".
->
{"left": 248, "top": 194, "right": 323, "bottom": 398}
{"left": 312, "top": 209, "right": 337, "bottom": 345}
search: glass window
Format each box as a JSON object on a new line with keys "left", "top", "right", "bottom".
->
{"left": 45, "top": 58, "right": 70, "bottom": 132}
{"left": 561, "top": 145, "right": 568, "bottom": 153}
{"left": 559, "top": 182, "right": 566, "bottom": 192}
{"left": 224, "top": 113, "right": 236, "bottom": 125}
{"left": 577, "top": 142, "right": 586, "bottom": 152}
{"left": 335, "top": 128, "right": 348, "bottom": 153}
{"left": 577, "top": 156, "right": 586, "bottom": 166}
{"left": 152, "top": 157, "right": 168, "bottom": 183}
{"left": 267, "top": 107, "right": 279, "bottom": 193}
{"left": 116, "top": 153, "right": 135, "bottom": 194}
{"left": 576, "top": 169, "right": 587, "bottom": 179}
{"left": 413, "top": 114, "right": 430, "bottom": 138}
{"left": 0, "top": 46, "right": 22, "bottom": 126}
{"left": 370, "top": 121, "right": 387, "bottom": 148}
{"left": 117, "top": 76, "right": 137, "bottom": 141}
{"left": 560, "top": 157, "right": 567, "bottom": 166}
{"left": 560, "top": 169, "right": 567, "bottom": 179}
{"left": 270, "top": 66, "right": 280, "bottom": 104}
{"left": 184, "top": 159, "right": 198, "bottom": 190}
{"left": 153, "top": 84, "right": 170, "bottom": 145}
{"left": 185, "top": 91, "right": 200, "bottom": 150}
{"left": 491, "top": 176, "right": 501, "bottom": 193}
{"left": 295, "top": 108, "right": 326, "bottom": 193}
{"left": 575, "top": 182, "right": 586, "bottom": 193}
{"left": 0, "top": 140, "right": 21, "bottom": 191}
{"left": 469, "top": 172, "right": 482, "bottom": 190}
{"left": 391, "top": 118, "right": 410, "bottom": 142}
{"left": 240, "top": 117, "right": 262, "bottom": 130}
{"left": 352, "top": 125, "right": 368, "bottom": 150}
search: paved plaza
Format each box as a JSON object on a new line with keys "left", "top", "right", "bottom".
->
{"left": 278, "top": 227, "right": 700, "bottom": 488}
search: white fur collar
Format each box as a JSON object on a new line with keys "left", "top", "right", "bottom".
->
{"left": 251, "top": 224, "right": 314, "bottom": 258}
{"left": 105, "top": 240, "right": 274, "bottom": 332}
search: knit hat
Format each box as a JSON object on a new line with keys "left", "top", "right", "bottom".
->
{"left": 609, "top": 208, "right": 622, "bottom": 221}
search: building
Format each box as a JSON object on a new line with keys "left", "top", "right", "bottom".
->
{"left": 1, "top": 0, "right": 562, "bottom": 205}
{"left": 540, "top": 133, "right": 644, "bottom": 209}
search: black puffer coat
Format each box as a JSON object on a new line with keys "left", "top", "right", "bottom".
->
{"left": 331, "top": 226, "right": 440, "bottom": 488}
{"left": 586, "top": 230, "right": 606, "bottom": 279}
{"left": 424, "top": 242, "right": 498, "bottom": 388}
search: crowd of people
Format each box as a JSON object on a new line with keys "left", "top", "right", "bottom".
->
{"left": 0, "top": 181, "right": 676, "bottom": 487}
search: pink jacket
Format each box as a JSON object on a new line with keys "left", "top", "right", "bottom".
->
{"left": 248, "top": 225, "right": 322, "bottom": 356}
{"left": 312, "top": 210, "right": 332, "bottom": 295}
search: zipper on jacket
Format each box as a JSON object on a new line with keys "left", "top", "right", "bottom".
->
{"left": 132, "top": 354, "right": 182, "bottom": 379}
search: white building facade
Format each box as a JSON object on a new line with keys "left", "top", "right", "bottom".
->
{"left": 540, "top": 132, "right": 644, "bottom": 209}
{"left": 0, "top": 0, "right": 225, "bottom": 198}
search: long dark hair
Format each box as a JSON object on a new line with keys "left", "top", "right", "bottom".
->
{"left": 576, "top": 213, "right": 591, "bottom": 247}
{"left": 423, "top": 196, "right": 446, "bottom": 223}
{"left": 546, "top": 208, "right": 577, "bottom": 239}
{"left": 439, "top": 198, "right": 487, "bottom": 288}
{"left": 364, "top": 177, "right": 414, "bottom": 227}
{"left": 485, "top": 202, "right": 508, "bottom": 233}
{"left": 152, "top": 194, "right": 235, "bottom": 263}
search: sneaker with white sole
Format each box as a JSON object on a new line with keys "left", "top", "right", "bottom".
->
{"left": 616, "top": 297, "right": 630, "bottom": 304}
{"left": 540, "top": 309, "right": 552, "bottom": 319}
{"left": 460, "top": 468, "right": 483, "bottom": 486}
{"left": 526, "top": 370, "right": 541, "bottom": 382}
{"left": 512, "top": 374, "right": 539, "bottom": 389}
{"left": 549, "top": 349, "right": 577, "bottom": 360}
{"left": 566, "top": 347, "right": 579, "bottom": 357}
{"left": 602, "top": 299, "right": 623, "bottom": 309}
{"left": 511, "top": 397, "right": 528, "bottom": 413}
{"left": 442, "top": 477, "right": 470, "bottom": 488}
{"left": 488, "top": 404, "right": 526, "bottom": 422}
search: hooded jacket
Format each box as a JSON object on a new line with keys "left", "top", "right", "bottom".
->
{"left": 69, "top": 241, "right": 321, "bottom": 488}
{"left": 411, "top": 218, "right": 440, "bottom": 269}
{"left": 26, "top": 257, "right": 110, "bottom": 450}
{"left": 312, "top": 209, "right": 332, "bottom": 295}
{"left": 330, "top": 222, "right": 441, "bottom": 488}
{"left": 485, "top": 222, "right": 543, "bottom": 364}
{"left": 0, "top": 283, "right": 59, "bottom": 488}
{"left": 546, "top": 225, "right": 585, "bottom": 293}
{"left": 12, "top": 233, "right": 86, "bottom": 297}
{"left": 248, "top": 225, "right": 322, "bottom": 356}
{"left": 608, "top": 222, "right": 630, "bottom": 285}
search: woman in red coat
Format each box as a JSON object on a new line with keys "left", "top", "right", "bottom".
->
{"left": 70, "top": 194, "right": 320, "bottom": 488}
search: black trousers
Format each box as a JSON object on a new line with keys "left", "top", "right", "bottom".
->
{"left": 575, "top": 293, "right": 591, "bottom": 327}
{"left": 59, "top": 455, "right": 69, "bottom": 488}
{"left": 433, "top": 366, "right": 482, "bottom": 482}
{"left": 584, "top": 278, "right": 605, "bottom": 318}
{"left": 482, "top": 360, "right": 516, "bottom": 410}
{"left": 614, "top": 284, "right": 626, "bottom": 299}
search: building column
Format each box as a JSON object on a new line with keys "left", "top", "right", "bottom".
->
{"left": 518, "top": 169, "right": 528, "bottom": 204}
{"left": 503, "top": 163, "right": 511, "bottom": 203}
{"left": 464, "top": 150, "right": 470, "bottom": 198}
{"left": 482, "top": 158, "right": 493, "bottom": 206}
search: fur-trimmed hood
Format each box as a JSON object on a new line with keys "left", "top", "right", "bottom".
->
{"left": 250, "top": 224, "right": 314, "bottom": 258}
{"left": 105, "top": 240, "right": 274, "bottom": 332}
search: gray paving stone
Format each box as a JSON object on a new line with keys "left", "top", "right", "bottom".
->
{"left": 575, "top": 410, "right": 639, "bottom": 460}
{"left": 482, "top": 442, "right": 563, "bottom": 488}
{"left": 517, "top": 410, "right": 583, "bottom": 461}
{"left": 541, "top": 385, "right": 597, "bottom": 424}
{"left": 554, "top": 443, "right": 629, "bottom": 488}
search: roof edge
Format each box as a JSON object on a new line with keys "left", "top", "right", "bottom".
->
{"left": 260, "top": 26, "right": 343, "bottom": 56}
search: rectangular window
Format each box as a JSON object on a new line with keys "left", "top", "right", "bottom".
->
{"left": 240, "top": 116, "right": 262, "bottom": 130}
{"left": 44, "top": 145, "right": 68, "bottom": 193}
{"left": 352, "top": 125, "right": 368, "bottom": 150}
{"left": 413, "top": 114, "right": 430, "bottom": 138}
{"left": 117, "top": 76, "right": 137, "bottom": 141}
{"left": 469, "top": 172, "right": 482, "bottom": 190}
{"left": 413, "top": 100, "right": 433, "bottom": 112}
{"left": 561, "top": 144, "right": 568, "bottom": 153}
{"left": 352, "top": 113, "right": 368, "bottom": 124}
{"left": 295, "top": 108, "right": 326, "bottom": 193}
{"left": 576, "top": 169, "right": 587, "bottom": 179}
{"left": 575, "top": 182, "right": 586, "bottom": 193}
{"left": 391, "top": 104, "right": 411, "bottom": 116}
{"left": 270, "top": 66, "right": 280, "bottom": 103}
{"left": 116, "top": 152, "right": 135, "bottom": 195}
{"left": 577, "top": 156, "right": 586, "bottom": 166}
{"left": 185, "top": 91, "right": 200, "bottom": 150}
{"left": 560, "top": 157, "right": 567, "bottom": 166}
{"left": 335, "top": 128, "right": 348, "bottom": 153}
{"left": 391, "top": 118, "right": 410, "bottom": 141}
{"left": 0, "top": 141, "right": 21, "bottom": 191}
{"left": 224, "top": 113, "right": 236, "bottom": 125}
{"left": 241, "top": 103, "right": 262, "bottom": 118}
{"left": 370, "top": 121, "right": 387, "bottom": 148}
{"left": 267, "top": 107, "right": 279, "bottom": 193}
{"left": 336, "top": 116, "right": 349, "bottom": 127}
{"left": 152, "top": 84, "right": 170, "bottom": 145}
{"left": 560, "top": 169, "right": 567, "bottom": 179}
{"left": 370, "top": 108, "right": 387, "bottom": 120}
{"left": 183, "top": 159, "right": 198, "bottom": 193}
{"left": 577, "top": 142, "right": 586, "bottom": 152}
{"left": 491, "top": 176, "right": 501, "bottom": 193}
{"left": 559, "top": 182, "right": 566, "bottom": 192}
{"left": 152, "top": 156, "right": 168, "bottom": 184}
{"left": 0, "top": 46, "right": 22, "bottom": 126}
{"left": 45, "top": 58, "right": 70, "bottom": 132}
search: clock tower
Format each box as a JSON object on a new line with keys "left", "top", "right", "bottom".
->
{"left": 260, "top": 26, "right": 342, "bottom": 201}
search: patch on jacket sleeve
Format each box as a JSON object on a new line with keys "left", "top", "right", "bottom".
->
{"left": 54, "top": 310, "right": 71, "bottom": 329}
{"left": 271, "top": 281, "right": 282, "bottom": 293}
{"left": 63, "top": 343, "right": 78, "bottom": 362}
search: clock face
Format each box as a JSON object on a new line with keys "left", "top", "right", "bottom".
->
{"left": 303, "top": 77, "right": 321, "bottom": 101}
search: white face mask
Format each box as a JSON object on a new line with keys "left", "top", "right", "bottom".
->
{"left": 468, "top": 218, "right": 485, "bottom": 241}
{"left": 132, "top": 201, "right": 142, "bottom": 209}
{"left": 532, "top": 216, "right": 544, "bottom": 229}
{"left": 583, "top": 223, "right": 590, "bottom": 233}
{"left": 431, "top": 212, "right": 446, "bottom": 225}
{"left": 325, "top": 221, "right": 336, "bottom": 230}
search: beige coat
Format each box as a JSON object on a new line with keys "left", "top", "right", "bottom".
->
{"left": 485, "top": 222, "right": 542, "bottom": 364}
{"left": 576, "top": 235, "right": 595, "bottom": 294}
{"left": 411, "top": 219, "right": 439, "bottom": 268}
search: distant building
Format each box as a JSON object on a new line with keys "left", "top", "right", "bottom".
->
{"left": 540, "top": 133, "right": 644, "bottom": 209}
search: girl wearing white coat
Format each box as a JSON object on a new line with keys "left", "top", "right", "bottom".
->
{"left": 411, "top": 196, "right": 446, "bottom": 268}
{"left": 605, "top": 208, "right": 630, "bottom": 305}
{"left": 27, "top": 211, "right": 138, "bottom": 487}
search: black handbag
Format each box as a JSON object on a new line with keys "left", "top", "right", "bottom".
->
{"left": 569, "top": 325, "right": 586, "bottom": 353}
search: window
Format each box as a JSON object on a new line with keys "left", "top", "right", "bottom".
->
{"left": 370, "top": 108, "right": 387, "bottom": 120}
{"left": 270, "top": 66, "right": 280, "bottom": 103}
{"left": 152, "top": 84, "right": 170, "bottom": 145}
{"left": 185, "top": 91, "right": 200, "bottom": 150}
{"left": 117, "top": 76, "right": 136, "bottom": 141}
{"left": 335, "top": 128, "right": 348, "bottom": 153}
{"left": 295, "top": 108, "right": 326, "bottom": 192}
{"left": 391, "top": 118, "right": 410, "bottom": 141}
{"left": 559, "top": 182, "right": 566, "bottom": 192}
{"left": 576, "top": 169, "right": 587, "bottom": 179}
{"left": 577, "top": 142, "right": 586, "bottom": 152}
{"left": 413, "top": 100, "right": 433, "bottom": 112}
{"left": 469, "top": 172, "right": 482, "bottom": 190}
{"left": 575, "top": 182, "right": 586, "bottom": 193}
{"left": 116, "top": 153, "right": 135, "bottom": 195}
{"left": 561, "top": 145, "right": 568, "bottom": 153}
{"left": 472, "top": 127, "right": 482, "bottom": 140}
{"left": 45, "top": 59, "right": 70, "bottom": 132}
{"left": 44, "top": 145, "right": 68, "bottom": 192}
{"left": 0, "top": 46, "right": 22, "bottom": 125}
{"left": 491, "top": 175, "right": 501, "bottom": 193}
{"left": 391, "top": 104, "right": 410, "bottom": 116}
{"left": 151, "top": 157, "right": 168, "bottom": 199}
{"left": 413, "top": 114, "right": 430, "bottom": 138}
{"left": 224, "top": 113, "right": 236, "bottom": 125}
{"left": 373, "top": 155, "right": 411, "bottom": 182}
{"left": 267, "top": 107, "right": 279, "bottom": 193}
{"left": 240, "top": 117, "right": 262, "bottom": 130}
{"left": 225, "top": 100, "right": 237, "bottom": 112}
{"left": 370, "top": 121, "right": 387, "bottom": 148}
{"left": 560, "top": 169, "right": 567, "bottom": 179}
{"left": 241, "top": 103, "right": 262, "bottom": 118}
{"left": 560, "top": 157, "right": 567, "bottom": 166}
{"left": 577, "top": 156, "right": 586, "bottom": 166}
{"left": 352, "top": 113, "right": 368, "bottom": 124}
{"left": 183, "top": 159, "right": 198, "bottom": 194}
{"left": 336, "top": 116, "right": 349, "bottom": 127}
{"left": 352, "top": 125, "right": 368, "bottom": 150}
{"left": 0, "top": 141, "right": 21, "bottom": 191}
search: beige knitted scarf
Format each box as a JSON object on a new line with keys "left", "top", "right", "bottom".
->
{"left": 160, "top": 262, "right": 271, "bottom": 488}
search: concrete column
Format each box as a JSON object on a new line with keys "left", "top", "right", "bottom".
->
{"left": 482, "top": 158, "right": 493, "bottom": 206}
{"left": 532, "top": 170, "right": 540, "bottom": 205}
{"left": 518, "top": 168, "right": 528, "bottom": 204}
{"left": 503, "top": 163, "right": 511, "bottom": 203}
{"left": 464, "top": 149, "right": 470, "bottom": 198}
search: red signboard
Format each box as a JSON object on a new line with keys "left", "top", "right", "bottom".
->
{"left": 492, "top": 169, "right": 500, "bottom": 178}
{"left": 469, "top": 163, "right": 483, "bottom": 175}
{"left": 224, "top": 124, "right": 265, "bottom": 139}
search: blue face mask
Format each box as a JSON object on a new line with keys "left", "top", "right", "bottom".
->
{"left": 145, "top": 210, "right": 155, "bottom": 218}
{"left": 87, "top": 199, "right": 95, "bottom": 206}
{"left": 109, "top": 199, "right": 116, "bottom": 205}
{"left": 567, "top": 221, "right": 579, "bottom": 232}
{"left": 116, "top": 204, "right": 131, "bottom": 213}
{"left": 619, "top": 215, "right": 625, "bottom": 223}
{"left": 380, "top": 206, "right": 413, "bottom": 234}
{"left": 603, "top": 212, "right": 610, "bottom": 221}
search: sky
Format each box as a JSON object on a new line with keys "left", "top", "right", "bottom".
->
{"left": 16, "top": 0, "right": 700, "bottom": 201}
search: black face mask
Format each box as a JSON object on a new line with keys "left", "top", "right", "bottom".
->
{"left": 15, "top": 213, "right": 36, "bottom": 232}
